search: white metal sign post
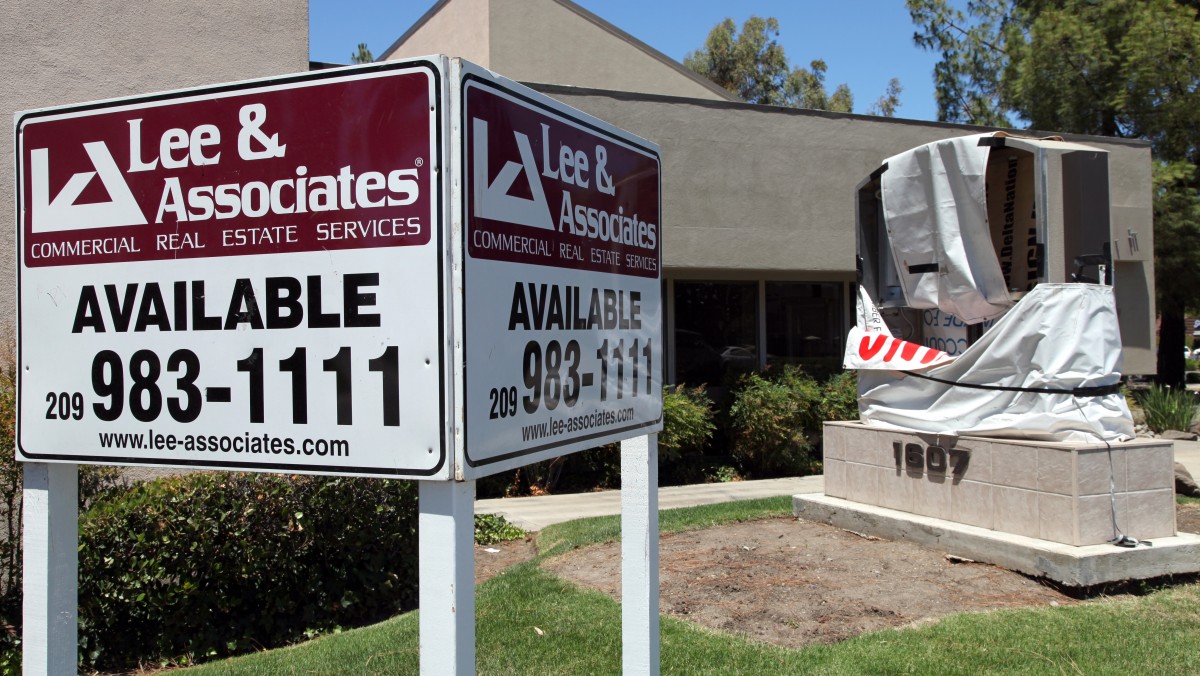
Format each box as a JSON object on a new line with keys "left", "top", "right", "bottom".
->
{"left": 21, "top": 463, "right": 77, "bottom": 675}
{"left": 453, "top": 62, "right": 664, "bottom": 673}
{"left": 621, "top": 434, "right": 660, "bottom": 674}
{"left": 16, "top": 57, "right": 661, "bottom": 675}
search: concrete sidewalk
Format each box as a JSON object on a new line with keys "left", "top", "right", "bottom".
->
{"left": 476, "top": 475, "right": 824, "bottom": 531}
{"left": 476, "top": 438, "right": 1200, "bottom": 532}
{"left": 1173, "top": 439, "right": 1200, "bottom": 478}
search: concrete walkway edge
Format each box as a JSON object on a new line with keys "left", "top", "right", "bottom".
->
{"left": 476, "top": 475, "right": 824, "bottom": 531}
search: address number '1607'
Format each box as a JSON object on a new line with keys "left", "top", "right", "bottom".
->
{"left": 892, "top": 441, "right": 970, "bottom": 476}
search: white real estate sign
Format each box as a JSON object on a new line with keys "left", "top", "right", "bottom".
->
{"left": 458, "top": 64, "right": 663, "bottom": 479}
{"left": 16, "top": 58, "right": 662, "bottom": 481}
{"left": 17, "top": 61, "right": 452, "bottom": 478}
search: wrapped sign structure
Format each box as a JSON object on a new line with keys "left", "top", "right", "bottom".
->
{"left": 847, "top": 133, "right": 1133, "bottom": 443}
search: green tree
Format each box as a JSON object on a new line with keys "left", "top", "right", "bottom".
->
{"left": 908, "top": 0, "right": 1012, "bottom": 126}
{"left": 1153, "top": 161, "right": 1200, "bottom": 381}
{"left": 684, "top": 16, "right": 901, "bottom": 115}
{"left": 786, "top": 58, "right": 855, "bottom": 112}
{"left": 350, "top": 42, "right": 374, "bottom": 65}
{"left": 868, "top": 78, "right": 904, "bottom": 117}
{"left": 909, "top": 0, "right": 1200, "bottom": 386}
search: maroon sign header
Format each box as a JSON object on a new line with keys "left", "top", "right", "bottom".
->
{"left": 19, "top": 66, "right": 438, "bottom": 268}
{"left": 464, "top": 81, "right": 661, "bottom": 279}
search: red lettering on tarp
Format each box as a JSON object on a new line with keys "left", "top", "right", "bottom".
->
{"left": 857, "top": 332, "right": 948, "bottom": 366}
{"left": 859, "top": 334, "right": 887, "bottom": 360}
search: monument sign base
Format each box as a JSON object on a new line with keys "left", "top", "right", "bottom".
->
{"left": 821, "top": 421, "right": 1175, "bottom": 546}
{"left": 801, "top": 422, "right": 1198, "bottom": 586}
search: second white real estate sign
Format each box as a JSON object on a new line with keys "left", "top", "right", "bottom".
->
{"left": 459, "top": 65, "right": 663, "bottom": 478}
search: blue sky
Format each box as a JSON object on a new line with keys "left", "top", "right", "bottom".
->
{"left": 309, "top": 1, "right": 942, "bottom": 122}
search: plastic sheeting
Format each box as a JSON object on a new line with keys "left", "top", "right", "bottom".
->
{"left": 847, "top": 283, "right": 1133, "bottom": 443}
{"left": 880, "top": 133, "right": 1014, "bottom": 323}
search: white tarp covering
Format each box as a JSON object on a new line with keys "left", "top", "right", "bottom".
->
{"left": 880, "top": 133, "right": 1014, "bottom": 323}
{"left": 848, "top": 283, "right": 1133, "bottom": 443}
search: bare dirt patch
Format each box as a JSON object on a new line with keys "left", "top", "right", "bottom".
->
{"left": 544, "top": 515, "right": 1080, "bottom": 648}
{"left": 476, "top": 537, "right": 538, "bottom": 584}
{"left": 489, "top": 504, "right": 1199, "bottom": 650}
{"left": 1177, "top": 502, "right": 1200, "bottom": 534}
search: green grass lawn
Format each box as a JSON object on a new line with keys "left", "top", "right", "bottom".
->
{"left": 185, "top": 497, "right": 1200, "bottom": 675}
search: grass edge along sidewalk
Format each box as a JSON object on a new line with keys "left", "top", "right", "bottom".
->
{"left": 185, "top": 497, "right": 1200, "bottom": 675}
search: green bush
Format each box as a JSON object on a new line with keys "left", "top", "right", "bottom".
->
{"left": 77, "top": 472, "right": 418, "bottom": 669}
{"left": 0, "top": 359, "right": 20, "bottom": 671}
{"left": 726, "top": 368, "right": 859, "bottom": 477}
{"left": 1137, "top": 385, "right": 1198, "bottom": 433}
{"left": 474, "top": 513, "right": 527, "bottom": 545}
{"left": 818, "top": 371, "right": 859, "bottom": 423}
{"left": 704, "top": 464, "right": 741, "bottom": 483}
{"left": 0, "top": 357, "right": 19, "bottom": 667}
{"left": 729, "top": 366, "right": 823, "bottom": 476}
{"left": 659, "top": 384, "right": 716, "bottom": 462}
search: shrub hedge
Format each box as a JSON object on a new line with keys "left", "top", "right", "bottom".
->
{"left": 729, "top": 366, "right": 822, "bottom": 475}
{"left": 728, "top": 367, "right": 858, "bottom": 476}
{"left": 1136, "top": 385, "right": 1198, "bottom": 433}
{"left": 75, "top": 472, "right": 418, "bottom": 669}
{"left": 659, "top": 384, "right": 717, "bottom": 463}
{"left": 819, "top": 370, "right": 860, "bottom": 423}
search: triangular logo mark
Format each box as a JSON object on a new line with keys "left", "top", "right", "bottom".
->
{"left": 30, "top": 141, "right": 147, "bottom": 233}
{"left": 472, "top": 117, "right": 554, "bottom": 231}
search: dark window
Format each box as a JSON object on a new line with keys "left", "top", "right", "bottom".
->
{"left": 672, "top": 281, "right": 757, "bottom": 387}
{"left": 766, "top": 282, "right": 843, "bottom": 367}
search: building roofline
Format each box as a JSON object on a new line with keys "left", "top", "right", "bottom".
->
{"left": 546, "top": 0, "right": 739, "bottom": 102}
{"left": 378, "top": 0, "right": 741, "bottom": 103}
{"left": 379, "top": 0, "right": 449, "bottom": 61}
{"left": 527, "top": 82, "right": 1152, "bottom": 149}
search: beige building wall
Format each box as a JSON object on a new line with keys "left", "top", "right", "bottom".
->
{"left": 0, "top": 0, "right": 309, "bottom": 340}
{"left": 382, "top": 0, "right": 735, "bottom": 102}
{"left": 381, "top": 0, "right": 490, "bottom": 67}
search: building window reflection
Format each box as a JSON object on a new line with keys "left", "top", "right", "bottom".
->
{"left": 670, "top": 280, "right": 846, "bottom": 388}
{"left": 766, "top": 282, "right": 843, "bottom": 368}
{"left": 672, "top": 281, "right": 757, "bottom": 388}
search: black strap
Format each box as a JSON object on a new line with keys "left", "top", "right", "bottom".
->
{"left": 906, "top": 263, "right": 938, "bottom": 274}
{"left": 899, "top": 369, "right": 1121, "bottom": 397}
